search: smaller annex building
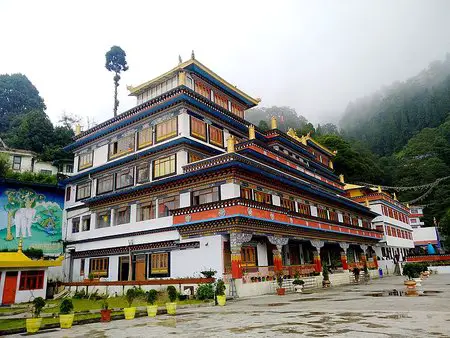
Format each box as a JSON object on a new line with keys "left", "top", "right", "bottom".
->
{"left": 0, "top": 240, "right": 63, "bottom": 305}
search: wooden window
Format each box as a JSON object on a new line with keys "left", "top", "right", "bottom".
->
{"left": 209, "top": 125, "right": 224, "bottom": 147}
{"left": 72, "top": 218, "right": 80, "bottom": 233}
{"left": 343, "top": 214, "right": 351, "bottom": 224}
{"left": 137, "top": 163, "right": 150, "bottom": 183}
{"left": 76, "top": 182, "right": 91, "bottom": 200}
{"left": 192, "top": 187, "right": 220, "bottom": 206}
{"left": 115, "top": 206, "right": 130, "bottom": 225}
{"left": 190, "top": 116, "right": 206, "bottom": 141}
{"left": 97, "top": 175, "right": 114, "bottom": 194}
{"left": 281, "top": 198, "right": 295, "bottom": 211}
{"left": 65, "top": 186, "right": 71, "bottom": 201}
{"left": 97, "top": 211, "right": 111, "bottom": 228}
{"left": 298, "top": 203, "right": 311, "bottom": 216}
{"left": 138, "top": 127, "right": 152, "bottom": 149}
{"left": 317, "top": 208, "right": 328, "bottom": 219}
{"left": 78, "top": 152, "right": 93, "bottom": 170}
{"left": 12, "top": 155, "right": 21, "bottom": 170}
{"left": 80, "top": 259, "right": 85, "bottom": 277}
{"left": 188, "top": 152, "right": 203, "bottom": 163}
{"left": 137, "top": 202, "right": 155, "bottom": 221}
{"left": 388, "top": 208, "right": 393, "bottom": 218}
{"left": 241, "top": 246, "right": 256, "bottom": 267}
{"left": 150, "top": 253, "right": 169, "bottom": 274}
{"left": 240, "top": 187, "right": 252, "bottom": 199}
{"left": 156, "top": 118, "right": 177, "bottom": 142}
{"left": 115, "top": 168, "right": 134, "bottom": 189}
{"left": 81, "top": 216, "right": 91, "bottom": 231}
{"left": 89, "top": 257, "right": 109, "bottom": 277}
{"left": 214, "top": 93, "right": 228, "bottom": 109}
{"left": 153, "top": 154, "right": 176, "bottom": 179}
{"left": 158, "top": 195, "right": 179, "bottom": 217}
{"left": 195, "top": 81, "right": 210, "bottom": 99}
{"left": 254, "top": 191, "right": 272, "bottom": 204}
{"left": 109, "top": 134, "right": 135, "bottom": 159}
{"left": 19, "top": 271, "right": 44, "bottom": 290}
{"left": 387, "top": 226, "right": 392, "bottom": 236}
{"left": 351, "top": 217, "right": 359, "bottom": 226}
{"left": 231, "top": 103, "right": 244, "bottom": 119}
{"left": 329, "top": 210, "right": 338, "bottom": 222}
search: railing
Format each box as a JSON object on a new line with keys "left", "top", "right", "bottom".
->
{"left": 62, "top": 277, "right": 214, "bottom": 287}
{"left": 406, "top": 254, "right": 450, "bottom": 263}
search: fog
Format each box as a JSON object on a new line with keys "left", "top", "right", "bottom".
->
{"left": 1, "top": 0, "right": 449, "bottom": 125}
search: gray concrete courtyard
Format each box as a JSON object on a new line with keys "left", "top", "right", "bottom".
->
{"left": 11, "top": 274, "right": 450, "bottom": 337}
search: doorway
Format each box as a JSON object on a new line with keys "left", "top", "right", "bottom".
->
{"left": 3, "top": 272, "right": 18, "bottom": 305}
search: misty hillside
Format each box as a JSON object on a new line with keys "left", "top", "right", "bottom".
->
{"left": 340, "top": 54, "right": 450, "bottom": 156}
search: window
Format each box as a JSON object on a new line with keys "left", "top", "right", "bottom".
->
{"left": 72, "top": 218, "right": 80, "bottom": 233}
{"left": 387, "top": 226, "right": 392, "bottom": 236}
{"left": 254, "top": 191, "right": 272, "bottom": 204}
{"left": 231, "top": 103, "right": 244, "bottom": 119}
{"left": 351, "top": 217, "right": 359, "bottom": 226}
{"left": 410, "top": 218, "right": 417, "bottom": 223}
{"left": 65, "top": 186, "right": 71, "bottom": 201}
{"left": 81, "top": 216, "right": 91, "bottom": 231}
{"left": 343, "top": 214, "right": 351, "bottom": 224}
{"left": 156, "top": 118, "right": 177, "bottom": 142}
{"left": 241, "top": 246, "right": 256, "bottom": 267}
{"left": 150, "top": 253, "right": 169, "bottom": 275}
{"left": 40, "top": 169, "right": 52, "bottom": 175}
{"left": 209, "top": 125, "right": 224, "bottom": 147}
{"left": 186, "top": 74, "right": 194, "bottom": 89}
{"left": 214, "top": 93, "right": 228, "bottom": 109}
{"left": 137, "top": 202, "right": 155, "bottom": 222}
{"left": 19, "top": 271, "right": 44, "bottom": 290}
{"left": 188, "top": 152, "right": 203, "bottom": 163}
{"left": 116, "top": 168, "right": 134, "bottom": 189}
{"left": 115, "top": 206, "right": 130, "bottom": 225}
{"left": 298, "top": 203, "right": 311, "bottom": 216}
{"left": 195, "top": 81, "right": 210, "bottom": 99}
{"left": 78, "top": 152, "right": 93, "bottom": 170}
{"left": 138, "top": 127, "right": 152, "bottom": 149}
{"left": 97, "top": 175, "right": 114, "bottom": 194}
{"left": 137, "top": 163, "right": 150, "bottom": 183}
{"left": 76, "top": 182, "right": 91, "bottom": 200}
{"left": 97, "top": 211, "right": 111, "bottom": 228}
{"left": 192, "top": 187, "right": 220, "bottom": 206}
{"left": 89, "top": 257, "right": 109, "bottom": 277}
{"left": 281, "top": 198, "right": 295, "bottom": 211}
{"left": 80, "top": 259, "right": 85, "bottom": 277}
{"left": 158, "top": 195, "right": 180, "bottom": 217}
{"left": 12, "top": 155, "right": 21, "bottom": 170}
{"left": 190, "top": 116, "right": 206, "bottom": 141}
{"left": 241, "top": 187, "right": 252, "bottom": 199}
{"left": 66, "top": 164, "right": 73, "bottom": 173}
{"left": 317, "top": 208, "right": 328, "bottom": 219}
{"left": 153, "top": 154, "right": 176, "bottom": 179}
{"left": 329, "top": 210, "right": 339, "bottom": 222}
{"left": 109, "top": 134, "right": 135, "bottom": 159}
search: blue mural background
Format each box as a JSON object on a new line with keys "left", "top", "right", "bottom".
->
{"left": 0, "top": 182, "right": 64, "bottom": 255}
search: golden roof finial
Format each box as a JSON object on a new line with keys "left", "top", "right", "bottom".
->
{"left": 393, "top": 192, "right": 398, "bottom": 201}
{"left": 248, "top": 125, "right": 255, "bottom": 140}
{"left": 75, "top": 124, "right": 81, "bottom": 136}
{"left": 406, "top": 203, "right": 410, "bottom": 208}
{"left": 365, "top": 198, "right": 370, "bottom": 207}
{"left": 227, "top": 135, "right": 235, "bottom": 153}
{"left": 270, "top": 116, "right": 278, "bottom": 129}
{"left": 329, "top": 160, "right": 334, "bottom": 170}
{"left": 339, "top": 174, "right": 345, "bottom": 184}
{"left": 18, "top": 238, "right": 23, "bottom": 253}
{"left": 377, "top": 185, "right": 382, "bottom": 193}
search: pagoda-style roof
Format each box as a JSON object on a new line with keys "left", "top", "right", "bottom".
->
{"left": 127, "top": 57, "right": 259, "bottom": 108}
{"left": 0, "top": 242, "right": 63, "bottom": 269}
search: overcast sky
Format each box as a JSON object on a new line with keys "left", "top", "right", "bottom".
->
{"left": 1, "top": 0, "right": 450, "bottom": 126}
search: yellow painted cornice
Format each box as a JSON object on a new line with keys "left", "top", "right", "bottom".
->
{"left": 0, "top": 251, "right": 63, "bottom": 268}
{"left": 303, "top": 134, "right": 336, "bottom": 157}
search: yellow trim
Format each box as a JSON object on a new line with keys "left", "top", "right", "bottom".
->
{"left": 156, "top": 131, "right": 177, "bottom": 142}
{"left": 137, "top": 140, "right": 152, "bottom": 150}
{"left": 303, "top": 134, "right": 336, "bottom": 157}
{"left": 0, "top": 251, "right": 63, "bottom": 268}
{"left": 127, "top": 59, "right": 259, "bottom": 106}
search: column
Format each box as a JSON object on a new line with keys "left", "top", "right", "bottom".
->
{"left": 268, "top": 236, "right": 289, "bottom": 273}
{"left": 360, "top": 244, "right": 368, "bottom": 266}
{"left": 310, "top": 239, "right": 325, "bottom": 273}
{"left": 339, "top": 242, "right": 350, "bottom": 270}
{"left": 230, "top": 232, "right": 252, "bottom": 279}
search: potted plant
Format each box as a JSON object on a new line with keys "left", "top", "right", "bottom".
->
{"left": 26, "top": 297, "right": 46, "bottom": 333}
{"left": 352, "top": 267, "right": 360, "bottom": 283}
{"left": 124, "top": 288, "right": 137, "bottom": 320}
{"left": 100, "top": 299, "right": 111, "bottom": 322}
{"left": 59, "top": 298, "right": 75, "bottom": 329}
{"left": 322, "top": 263, "right": 330, "bottom": 288}
{"left": 146, "top": 289, "right": 158, "bottom": 317}
{"left": 402, "top": 263, "right": 419, "bottom": 293}
{"left": 166, "top": 285, "right": 177, "bottom": 315}
{"left": 276, "top": 273, "right": 285, "bottom": 295}
{"left": 215, "top": 279, "right": 226, "bottom": 306}
{"left": 293, "top": 278, "right": 305, "bottom": 293}
{"left": 88, "top": 272, "right": 94, "bottom": 282}
{"left": 200, "top": 269, "right": 217, "bottom": 279}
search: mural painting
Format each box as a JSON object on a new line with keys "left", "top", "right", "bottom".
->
{"left": 0, "top": 182, "right": 64, "bottom": 255}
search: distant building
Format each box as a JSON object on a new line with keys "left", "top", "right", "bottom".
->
{"left": 409, "top": 205, "right": 424, "bottom": 228}
{"left": 412, "top": 226, "right": 441, "bottom": 251}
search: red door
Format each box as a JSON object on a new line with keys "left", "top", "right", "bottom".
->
{"left": 3, "top": 272, "right": 18, "bottom": 305}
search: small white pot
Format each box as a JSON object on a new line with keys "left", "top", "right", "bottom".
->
{"left": 294, "top": 285, "right": 304, "bottom": 293}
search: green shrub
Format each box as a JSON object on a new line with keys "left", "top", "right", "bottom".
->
{"left": 125, "top": 288, "right": 137, "bottom": 307}
{"left": 196, "top": 283, "right": 215, "bottom": 300}
{"left": 403, "top": 263, "right": 421, "bottom": 279}
{"left": 147, "top": 289, "right": 158, "bottom": 305}
{"left": 102, "top": 300, "right": 109, "bottom": 310}
{"left": 200, "top": 269, "right": 217, "bottom": 278}
{"left": 32, "top": 297, "right": 46, "bottom": 317}
{"left": 73, "top": 289, "right": 86, "bottom": 299}
{"left": 215, "top": 279, "right": 226, "bottom": 296}
{"left": 167, "top": 286, "right": 177, "bottom": 303}
{"left": 60, "top": 299, "right": 74, "bottom": 314}
{"left": 292, "top": 279, "right": 305, "bottom": 286}
{"left": 322, "top": 263, "right": 329, "bottom": 281}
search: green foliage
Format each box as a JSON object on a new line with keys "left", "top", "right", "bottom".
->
{"left": 402, "top": 263, "right": 422, "bottom": 280}
{"left": 105, "top": 46, "right": 129, "bottom": 117}
{"left": 31, "top": 297, "right": 46, "bottom": 318}
{"left": 101, "top": 299, "right": 108, "bottom": 310}
{"left": 167, "top": 286, "right": 177, "bottom": 303}
{"left": 215, "top": 279, "right": 226, "bottom": 296}
{"left": 200, "top": 269, "right": 217, "bottom": 278}
{"left": 276, "top": 273, "right": 284, "bottom": 288}
{"left": 0, "top": 153, "right": 9, "bottom": 178}
{"left": 322, "top": 263, "right": 329, "bottom": 281}
{"left": 73, "top": 289, "right": 86, "bottom": 299}
{"left": 196, "top": 283, "right": 215, "bottom": 300}
{"left": 88, "top": 273, "right": 94, "bottom": 281}
{"left": 125, "top": 288, "right": 137, "bottom": 307}
{"left": 258, "top": 120, "right": 269, "bottom": 131}
{"left": 59, "top": 299, "right": 74, "bottom": 314}
{"left": 146, "top": 289, "right": 158, "bottom": 305}
{"left": 292, "top": 279, "right": 305, "bottom": 285}
{"left": 439, "top": 208, "right": 450, "bottom": 249}
{"left": 3, "top": 170, "right": 57, "bottom": 185}
{"left": 23, "top": 248, "right": 43, "bottom": 260}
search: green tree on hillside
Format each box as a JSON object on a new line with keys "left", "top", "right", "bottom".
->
{"left": 105, "top": 46, "right": 129, "bottom": 117}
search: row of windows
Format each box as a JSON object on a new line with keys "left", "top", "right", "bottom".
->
{"left": 136, "top": 76, "right": 178, "bottom": 104}
{"left": 381, "top": 205, "right": 409, "bottom": 224}
{"left": 19, "top": 270, "right": 45, "bottom": 290}
{"left": 190, "top": 116, "right": 225, "bottom": 148}
{"left": 384, "top": 225, "right": 412, "bottom": 240}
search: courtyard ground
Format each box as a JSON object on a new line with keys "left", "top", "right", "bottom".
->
{"left": 8, "top": 274, "right": 450, "bottom": 337}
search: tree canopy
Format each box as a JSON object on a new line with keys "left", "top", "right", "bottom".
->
{"left": 105, "top": 46, "right": 129, "bottom": 117}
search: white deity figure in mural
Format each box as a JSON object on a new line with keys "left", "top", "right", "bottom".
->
{"left": 14, "top": 198, "right": 36, "bottom": 238}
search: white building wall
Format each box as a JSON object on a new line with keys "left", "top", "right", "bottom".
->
{"left": 179, "top": 192, "right": 191, "bottom": 208}
{"left": 34, "top": 161, "right": 58, "bottom": 175}
{"left": 221, "top": 183, "right": 240, "bottom": 200}
{"left": 413, "top": 227, "right": 438, "bottom": 244}
{"left": 0, "top": 269, "right": 48, "bottom": 304}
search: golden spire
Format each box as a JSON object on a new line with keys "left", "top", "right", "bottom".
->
{"left": 18, "top": 238, "right": 23, "bottom": 253}
{"left": 377, "top": 186, "right": 382, "bottom": 193}
{"left": 248, "top": 125, "right": 255, "bottom": 140}
{"left": 339, "top": 174, "right": 345, "bottom": 184}
{"left": 406, "top": 203, "right": 410, "bottom": 208}
{"left": 329, "top": 160, "right": 334, "bottom": 170}
{"left": 270, "top": 116, "right": 278, "bottom": 130}
{"left": 75, "top": 124, "right": 81, "bottom": 136}
{"left": 393, "top": 192, "right": 398, "bottom": 201}
{"left": 227, "top": 135, "right": 235, "bottom": 153}
{"left": 365, "top": 199, "right": 370, "bottom": 207}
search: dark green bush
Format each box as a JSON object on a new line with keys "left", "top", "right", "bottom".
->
{"left": 146, "top": 289, "right": 158, "bottom": 305}
{"left": 167, "top": 286, "right": 177, "bottom": 303}
{"left": 196, "top": 283, "right": 215, "bottom": 300}
{"left": 215, "top": 279, "right": 226, "bottom": 296}
{"left": 32, "top": 297, "right": 46, "bottom": 317}
{"left": 60, "top": 299, "right": 74, "bottom": 314}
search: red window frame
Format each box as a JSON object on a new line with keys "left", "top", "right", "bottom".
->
{"left": 19, "top": 270, "right": 44, "bottom": 290}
